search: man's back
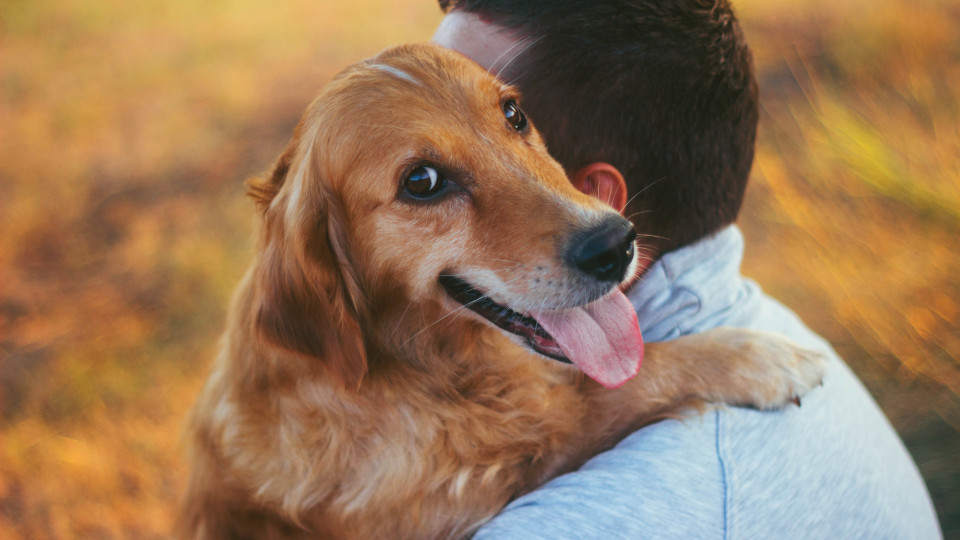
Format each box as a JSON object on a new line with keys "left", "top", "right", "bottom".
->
{"left": 476, "top": 226, "right": 940, "bottom": 539}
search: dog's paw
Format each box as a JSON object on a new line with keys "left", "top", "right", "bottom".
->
{"left": 725, "top": 330, "right": 828, "bottom": 410}
{"left": 643, "top": 327, "right": 828, "bottom": 412}
{"left": 755, "top": 342, "right": 826, "bottom": 410}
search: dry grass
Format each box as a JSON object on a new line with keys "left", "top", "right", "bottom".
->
{"left": 0, "top": 0, "right": 956, "bottom": 537}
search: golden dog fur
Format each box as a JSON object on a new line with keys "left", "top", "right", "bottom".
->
{"left": 180, "top": 43, "right": 824, "bottom": 539}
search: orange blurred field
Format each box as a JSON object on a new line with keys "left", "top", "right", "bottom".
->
{"left": 1, "top": 0, "right": 957, "bottom": 537}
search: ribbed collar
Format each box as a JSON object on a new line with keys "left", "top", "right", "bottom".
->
{"left": 627, "top": 225, "right": 758, "bottom": 342}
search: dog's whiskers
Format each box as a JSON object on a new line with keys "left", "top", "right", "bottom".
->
{"left": 439, "top": 267, "right": 521, "bottom": 280}
{"left": 535, "top": 295, "right": 549, "bottom": 336}
{"left": 419, "top": 275, "right": 525, "bottom": 334}
{"left": 486, "top": 36, "right": 535, "bottom": 78}
{"left": 495, "top": 35, "right": 544, "bottom": 80}
{"left": 439, "top": 269, "right": 505, "bottom": 277}
{"left": 438, "top": 259, "right": 523, "bottom": 276}
{"left": 635, "top": 232, "right": 669, "bottom": 242}
{"left": 634, "top": 176, "right": 667, "bottom": 196}
{"left": 618, "top": 176, "right": 667, "bottom": 213}
{"left": 505, "top": 72, "right": 527, "bottom": 87}
{"left": 624, "top": 210, "right": 654, "bottom": 222}
{"left": 390, "top": 301, "right": 416, "bottom": 343}
{"left": 398, "top": 276, "right": 526, "bottom": 349}
{"left": 484, "top": 258, "right": 524, "bottom": 266}
{"left": 619, "top": 190, "right": 645, "bottom": 214}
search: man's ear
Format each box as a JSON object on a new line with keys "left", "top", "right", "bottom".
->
{"left": 571, "top": 162, "right": 628, "bottom": 213}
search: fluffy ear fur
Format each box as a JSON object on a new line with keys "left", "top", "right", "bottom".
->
{"left": 247, "top": 142, "right": 296, "bottom": 213}
{"left": 246, "top": 133, "right": 368, "bottom": 388}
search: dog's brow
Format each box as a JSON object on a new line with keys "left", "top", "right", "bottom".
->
{"left": 368, "top": 64, "right": 422, "bottom": 87}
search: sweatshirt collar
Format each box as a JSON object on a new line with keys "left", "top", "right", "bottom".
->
{"left": 626, "top": 225, "right": 752, "bottom": 342}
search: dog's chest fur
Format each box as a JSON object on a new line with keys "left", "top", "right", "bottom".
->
{"left": 200, "top": 321, "right": 585, "bottom": 538}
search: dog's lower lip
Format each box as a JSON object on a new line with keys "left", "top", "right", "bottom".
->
{"left": 438, "top": 275, "right": 571, "bottom": 364}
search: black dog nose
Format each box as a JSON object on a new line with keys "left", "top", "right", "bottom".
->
{"left": 566, "top": 216, "right": 637, "bottom": 282}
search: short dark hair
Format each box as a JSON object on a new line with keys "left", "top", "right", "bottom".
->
{"left": 439, "top": 0, "right": 759, "bottom": 254}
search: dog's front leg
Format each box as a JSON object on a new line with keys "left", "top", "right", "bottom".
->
{"left": 578, "top": 327, "right": 826, "bottom": 452}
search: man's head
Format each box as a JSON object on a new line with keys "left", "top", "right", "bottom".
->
{"left": 433, "top": 0, "right": 759, "bottom": 258}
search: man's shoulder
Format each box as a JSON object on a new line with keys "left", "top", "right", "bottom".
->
{"left": 599, "top": 289, "right": 940, "bottom": 538}
{"left": 479, "top": 294, "right": 940, "bottom": 539}
{"left": 476, "top": 410, "right": 729, "bottom": 539}
{"left": 516, "top": 346, "right": 939, "bottom": 539}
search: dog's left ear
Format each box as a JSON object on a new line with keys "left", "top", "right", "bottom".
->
{"left": 250, "top": 134, "right": 369, "bottom": 389}
{"left": 247, "top": 140, "right": 298, "bottom": 214}
{"left": 571, "top": 162, "right": 628, "bottom": 213}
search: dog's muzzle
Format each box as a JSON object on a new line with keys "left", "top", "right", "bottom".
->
{"left": 565, "top": 216, "right": 637, "bottom": 283}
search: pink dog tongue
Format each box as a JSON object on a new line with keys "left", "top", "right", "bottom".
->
{"left": 536, "top": 290, "right": 644, "bottom": 389}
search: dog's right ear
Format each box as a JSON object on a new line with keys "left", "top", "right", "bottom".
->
{"left": 247, "top": 132, "right": 369, "bottom": 389}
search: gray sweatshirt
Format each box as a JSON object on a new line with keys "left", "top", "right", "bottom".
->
{"left": 476, "top": 225, "right": 940, "bottom": 540}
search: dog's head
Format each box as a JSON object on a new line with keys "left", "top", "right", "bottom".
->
{"left": 249, "top": 43, "right": 643, "bottom": 389}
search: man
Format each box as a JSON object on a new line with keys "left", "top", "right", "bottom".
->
{"left": 433, "top": 1, "right": 941, "bottom": 538}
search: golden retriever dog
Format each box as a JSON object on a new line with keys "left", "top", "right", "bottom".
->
{"left": 180, "top": 43, "right": 824, "bottom": 539}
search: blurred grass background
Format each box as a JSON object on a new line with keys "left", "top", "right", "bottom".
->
{"left": 0, "top": 0, "right": 956, "bottom": 537}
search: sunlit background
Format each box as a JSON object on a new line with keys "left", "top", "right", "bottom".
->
{"left": 1, "top": 0, "right": 957, "bottom": 537}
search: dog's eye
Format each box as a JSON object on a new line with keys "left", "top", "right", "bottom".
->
{"left": 405, "top": 165, "right": 446, "bottom": 198}
{"left": 503, "top": 100, "right": 527, "bottom": 131}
